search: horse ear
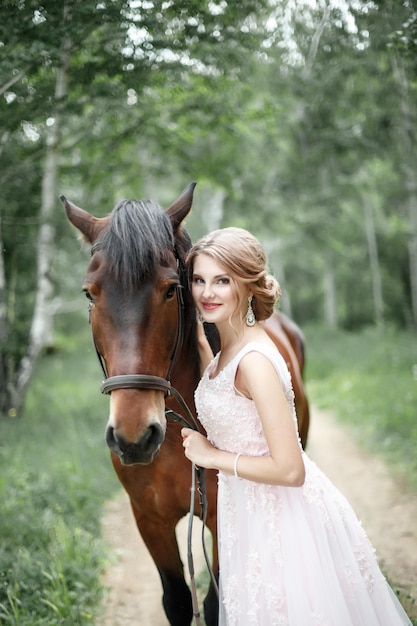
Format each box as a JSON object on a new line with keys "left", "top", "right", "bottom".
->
{"left": 60, "top": 196, "right": 107, "bottom": 244}
{"left": 165, "top": 182, "right": 196, "bottom": 231}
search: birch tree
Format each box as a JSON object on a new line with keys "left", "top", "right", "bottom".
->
{"left": 11, "top": 5, "right": 73, "bottom": 412}
{"left": 0, "top": 218, "right": 7, "bottom": 404}
{"left": 390, "top": 51, "right": 417, "bottom": 328}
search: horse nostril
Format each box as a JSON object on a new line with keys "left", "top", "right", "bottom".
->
{"left": 106, "top": 425, "right": 124, "bottom": 457}
{"left": 142, "top": 423, "right": 164, "bottom": 451}
{"left": 105, "top": 422, "right": 164, "bottom": 464}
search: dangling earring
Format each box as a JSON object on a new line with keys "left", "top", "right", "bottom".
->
{"left": 198, "top": 311, "right": 204, "bottom": 323}
{"left": 246, "top": 296, "right": 255, "bottom": 327}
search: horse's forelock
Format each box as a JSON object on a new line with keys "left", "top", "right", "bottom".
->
{"left": 100, "top": 199, "right": 174, "bottom": 288}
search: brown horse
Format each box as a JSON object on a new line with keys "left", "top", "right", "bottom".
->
{"left": 61, "top": 183, "right": 309, "bottom": 626}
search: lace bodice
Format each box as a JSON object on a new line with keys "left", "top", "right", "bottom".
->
{"left": 195, "top": 342, "right": 299, "bottom": 456}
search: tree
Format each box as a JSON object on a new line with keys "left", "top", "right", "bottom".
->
{"left": 0, "top": 0, "right": 272, "bottom": 415}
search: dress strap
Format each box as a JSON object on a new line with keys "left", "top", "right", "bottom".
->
{"left": 229, "top": 342, "right": 291, "bottom": 388}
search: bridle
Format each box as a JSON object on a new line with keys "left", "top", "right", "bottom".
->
{"left": 88, "top": 244, "right": 218, "bottom": 624}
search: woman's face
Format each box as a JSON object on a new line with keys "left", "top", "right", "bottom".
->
{"left": 191, "top": 254, "right": 244, "bottom": 325}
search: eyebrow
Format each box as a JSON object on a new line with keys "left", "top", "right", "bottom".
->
{"left": 192, "top": 273, "right": 229, "bottom": 279}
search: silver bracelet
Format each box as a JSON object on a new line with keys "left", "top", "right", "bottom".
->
{"left": 234, "top": 453, "right": 242, "bottom": 480}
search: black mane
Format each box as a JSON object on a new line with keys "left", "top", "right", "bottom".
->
{"left": 100, "top": 199, "right": 175, "bottom": 290}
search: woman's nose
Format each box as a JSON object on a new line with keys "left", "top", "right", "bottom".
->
{"left": 202, "top": 283, "right": 214, "bottom": 298}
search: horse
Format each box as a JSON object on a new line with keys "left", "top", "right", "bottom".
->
{"left": 61, "top": 182, "right": 310, "bottom": 626}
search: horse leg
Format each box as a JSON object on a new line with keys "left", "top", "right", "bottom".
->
{"left": 203, "top": 574, "right": 219, "bottom": 626}
{"left": 130, "top": 502, "right": 193, "bottom": 626}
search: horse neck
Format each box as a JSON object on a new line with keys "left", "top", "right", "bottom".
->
{"left": 171, "top": 341, "right": 201, "bottom": 411}
{"left": 171, "top": 231, "right": 210, "bottom": 408}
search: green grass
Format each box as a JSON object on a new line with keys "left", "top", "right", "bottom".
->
{"left": 0, "top": 314, "right": 119, "bottom": 625}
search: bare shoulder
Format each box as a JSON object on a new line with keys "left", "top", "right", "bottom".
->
{"left": 241, "top": 339, "right": 278, "bottom": 363}
{"left": 235, "top": 346, "right": 288, "bottom": 407}
{"left": 239, "top": 348, "right": 277, "bottom": 376}
{"left": 237, "top": 344, "right": 280, "bottom": 387}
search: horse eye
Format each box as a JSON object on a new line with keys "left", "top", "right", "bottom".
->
{"left": 165, "top": 285, "right": 177, "bottom": 300}
{"left": 83, "top": 289, "right": 94, "bottom": 303}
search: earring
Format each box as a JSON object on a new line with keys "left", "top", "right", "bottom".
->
{"left": 198, "top": 311, "right": 204, "bottom": 323}
{"left": 246, "top": 296, "right": 255, "bottom": 327}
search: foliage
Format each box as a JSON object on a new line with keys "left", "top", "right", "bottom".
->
{"left": 2, "top": 0, "right": 417, "bottom": 415}
{"left": 387, "top": 0, "right": 417, "bottom": 62}
{"left": 212, "top": 0, "right": 417, "bottom": 330}
{"left": 0, "top": 0, "right": 274, "bottom": 414}
{"left": 0, "top": 316, "right": 118, "bottom": 624}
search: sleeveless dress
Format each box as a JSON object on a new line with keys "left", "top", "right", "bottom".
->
{"left": 195, "top": 342, "right": 412, "bottom": 626}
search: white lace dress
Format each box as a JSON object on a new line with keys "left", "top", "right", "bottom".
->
{"left": 195, "top": 342, "right": 412, "bottom": 626}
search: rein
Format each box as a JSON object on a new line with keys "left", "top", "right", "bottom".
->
{"left": 88, "top": 249, "right": 218, "bottom": 623}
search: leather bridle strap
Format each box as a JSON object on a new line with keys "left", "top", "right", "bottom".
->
{"left": 101, "top": 374, "right": 171, "bottom": 395}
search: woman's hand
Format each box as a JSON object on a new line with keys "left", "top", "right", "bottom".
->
{"left": 181, "top": 427, "right": 216, "bottom": 468}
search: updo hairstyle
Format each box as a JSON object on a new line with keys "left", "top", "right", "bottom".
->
{"left": 186, "top": 227, "right": 281, "bottom": 322}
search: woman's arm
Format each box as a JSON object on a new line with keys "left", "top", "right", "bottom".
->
{"left": 181, "top": 351, "right": 305, "bottom": 487}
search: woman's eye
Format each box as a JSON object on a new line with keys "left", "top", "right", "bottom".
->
{"left": 218, "top": 278, "right": 229, "bottom": 285}
{"left": 192, "top": 277, "right": 204, "bottom": 285}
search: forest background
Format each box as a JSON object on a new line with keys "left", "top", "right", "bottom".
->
{"left": 1, "top": 0, "right": 417, "bottom": 416}
{"left": 0, "top": 0, "right": 417, "bottom": 623}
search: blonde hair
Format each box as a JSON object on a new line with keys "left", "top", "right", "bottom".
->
{"left": 186, "top": 227, "right": 281, "bottom": 322}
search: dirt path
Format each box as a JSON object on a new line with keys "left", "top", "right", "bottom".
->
{"left": 96, "top": 408, "right": 417, "bottom": 624}
{"left": 97, "top": 491, "right": 208, "bottom": 625}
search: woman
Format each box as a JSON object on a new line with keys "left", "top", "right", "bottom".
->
{"left": 181, "top": 226, "right": 411, "bottom": 626}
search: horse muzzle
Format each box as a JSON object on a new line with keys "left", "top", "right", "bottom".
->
{"left": 105, "top": 422, "right": 165, "bottom": 465}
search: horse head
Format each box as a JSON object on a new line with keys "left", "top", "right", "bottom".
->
{"left": 61, "top": 183, "right": 196, "bottom": 465}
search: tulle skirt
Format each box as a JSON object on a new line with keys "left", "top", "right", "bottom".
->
{"left": 217, "top": 454, "right": 412, "bottom": 626}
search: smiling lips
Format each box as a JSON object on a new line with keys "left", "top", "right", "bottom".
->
{"left": 202, "top": 302, "right": 221, "bottom": 312}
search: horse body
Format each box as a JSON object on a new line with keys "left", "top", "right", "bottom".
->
{"left": 62, "top": 183, "right": 309, "bottom": 626}
{"left": 263, "top": 313, "right": 310, "bottom": 447}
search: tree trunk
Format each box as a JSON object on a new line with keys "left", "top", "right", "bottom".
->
{"left": 324, "top": 254, "right": 337, "bottom": 329}
{"left": 10, "top": 5, "right": 72, "bottom": 414}
{"left": 262, "top": 239, "right": 293, "bottom": 317}
{"left": 0, "top": 217, "right": 8, "bottom": 412}
{"left": 362, "top": 191, "right": 384, "bottom": 328}
{"left": 391, "top": 52, "right": 417, "bottom": 328}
